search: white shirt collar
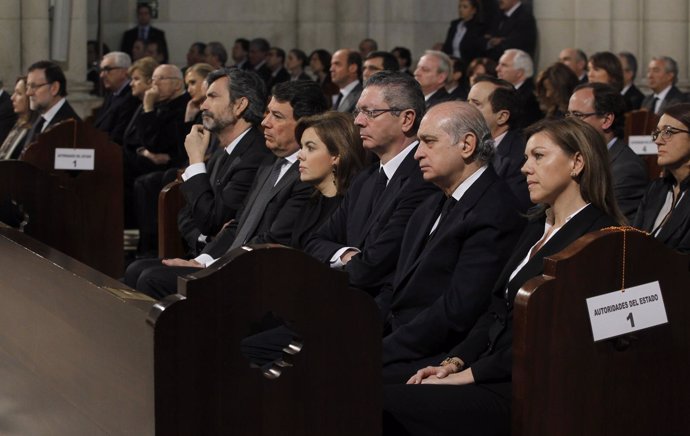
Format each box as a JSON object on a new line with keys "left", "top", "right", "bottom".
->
{"left": 225, "top": 127, "right": 251, "bottom": 155}
{"left": 41, "top": 98, "right": 67, "bottom": 128}
{"left": 505, "top": 2, "right": 522, "bottom": 17}
{"left": 283, "top": 149, "right": 299, "bottom": 165}
{"left": 493, "top": 130, "right": 508, "bottom": 148}
{"left": 380, "top": 140, "right": 417, "bottom": 181}
{"left": 450, "top": 165, "right": 487, "bottom": 201}
{"left": 621, "top": 84, "right": 632, "bottom": 95}
{"left": 514, "top": 80, "right": 525, "bottom": 89}
{"left": 655, "top": 84, "right": 672, "bottom": 101}
{"left": 424, "top": 88, "right": 443, "bottom": 101}
{"left": 0, "top": 89, "right": 4, "bottom": 98}
{"left": 606, "top": 137, "right": 617, "bottom": 150}
{"left": 339, "top": 79, "right": 360, "bottom": 97}
{"left": 253, "top": 59, "right": 267, "bottom": 71}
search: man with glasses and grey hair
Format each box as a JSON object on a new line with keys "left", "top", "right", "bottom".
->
{"left": 642, "top": 56, "right": 688, "bottom": 114}
{"left": 306, "top": 71, "right": 437, "bottom": 297}
{"left": 381, "top": 101, "right": 524, "bottom": 383}
{"left": 94, "top": 51, "right": 140, "bottom": 145}
{"left": 568, "top": 82, "right": 647, "bottom": 221}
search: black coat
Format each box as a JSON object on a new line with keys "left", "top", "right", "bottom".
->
{"left": 641, "top": 86, "right": 688, "bottom": 114}
{"left": 486, "top": 3, "right": 537, "bottom": 60}
{"left": 442, "top": 18, "right": 487, "bottom": 63}
{"left": 608, "top": 138, "right": 648, "bottom": 222}
{"left": 381, "top": 167, "right": 525, "bottom": 367}
{"left": 93, "top": 82, "right": 140, "bottom": 145}
{"left": 178, "top": 127, "right": 271, "bottom": 250}
{"left": 0, "top": 91, "right": 17, "bottom": 145}
{"left": 622, "top": 84, "right": 645, "bottom": 112}
{"left": 121, "top": 26, "right": 168, "bottom": 62}
{"left": 493, "top": 129, "right": 532, "bottom": 212}
{"left": 633, "top": 174, "right": 690, "bottom": 253}
{"left": 16, "top": 100, "right": 81, "bottom": 158}
{"left": 305, "top": 143, "right": 438, "bottom": 295}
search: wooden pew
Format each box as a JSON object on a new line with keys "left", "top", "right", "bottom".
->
{"left": 512, "top": 228, "right": 690, "bottom": 436}
{"left": 0, "top": 119, "right": 124, "bottom": 277}
{"left": 0, "top": 226, "right": 382, "bottom": 435}
{"left": 157, "top": 179, "right": 186, "bottom": 258}
{"left": 0, "top": 224, "right": 155, "bottom": 435}
{"left": 150, "top": 244, "right": 382, "bottom": 436}
{"left": 624, "top": 109, "right": 661, "bottom": 180}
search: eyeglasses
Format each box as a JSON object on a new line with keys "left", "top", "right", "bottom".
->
{"left": 152, "top": 76, "right": 181, "bottom": 82}
{"left": 26, "top": 82, "right": 51, "bottom": 91}
{"left": 353, "top": 107, "right": 403, "bottom": 120}
{"left": 99, "top": 66, "right": 125, "bottom": 73}
{"left": 651, "top": 126, "right": 690, "bottom": 141}
{"left": 565, "top": 111, "right": 599, "bottom": 120}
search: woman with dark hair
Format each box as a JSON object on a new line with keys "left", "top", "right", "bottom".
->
{"left": 309, "top": 49, "right": 339, "bottom": 100}
{"left": 383, "top": 118, "right": 624, "bottom": 436}
{"left": 290, "top": 111, "right": 365, "bottom": 249}
{"left": 0, "top": 77, "right": 38, "bottom": 160}
{"left": 442, "top": 0, "right": 487, "bottom": 64}
{"left": 587, "top": 51, "right": 624, "bottom": 92}
{"left": 634, "top": 103, "right": 690, "bottom": 253}
{"left": 467, "top": 57, "right": 497, "bottom": 86}
{"left": 286, "top": 49, "right": 311, "bottom": 81}
{"left": 536, "top": 62, "right": 580, "bottom": 118}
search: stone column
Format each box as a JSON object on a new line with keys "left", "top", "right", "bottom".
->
{"left": 0, "top": 1, "right": 22, "bottom": 87}
{"left": 20, "top": 0, "right": 51, "bottom": 72}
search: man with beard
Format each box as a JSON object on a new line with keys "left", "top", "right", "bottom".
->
{"left": 124, "top": 67, "right": 270, "bottom": 287}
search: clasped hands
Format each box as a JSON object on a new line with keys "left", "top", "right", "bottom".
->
{"left": 407, "top": 363, "right": 475, "bottom": 386}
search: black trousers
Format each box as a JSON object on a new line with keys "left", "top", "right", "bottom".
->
{"left": 383, "top": 382, "right": 511, "bottom": 436}
{"left": 124, "top": 257, "right": 199, "bottom": 299}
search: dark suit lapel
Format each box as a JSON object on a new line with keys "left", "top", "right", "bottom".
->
{"left": 608, "top": 138, "right": 624, "bottom": 164}
{"left": 655, "top": 191, "right": 690, "bottom": 244}
{"left": 503, "top": 204, "right": 604, "bottom": 302}
{"left": 234, "top": 160, "right": 274, "bottom": 229}
{"left": 215, "top": 128, "right": 260, "bottom": 184}
{"left": 355, "top": 147, "right": 418, "bottom": 246}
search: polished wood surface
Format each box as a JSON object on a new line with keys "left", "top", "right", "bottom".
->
{"left": 157, "top": 179, "right": 186, "bottom": 258}
{"left": 150, "top": 244, "right": 382, "bottom": 436}
{"left": 0, "top": 225, "right": 154, "bottom": 436}
{"left": 624, "top": 109, "right": 662, "bottom": 180}
{"left": 513, "top": 229, "right": 690, "bottom": 436}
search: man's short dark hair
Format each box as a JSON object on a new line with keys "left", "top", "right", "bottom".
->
{"left": 474, "top": 75, "right": 521, "bottom": 128}
{"left": 250, "top": 38, "right": 270, "bottom": 54}
{"left": 366, "top": 51, "right": 400, "bottom": 72}
{"left": 207, "top": 41, "right": 228, "bottom": 66}
{"left": 28, "top": 60, "right": 67, "bottom": 97}
{"left": 391, "top": 47, "right": 412, "bottom": 68}
{"left": 272, "top": 80, "right": 329, "bottom": 120}
{"left": 618, "top": 51, "right": 638, "bottom": 80}
{"left": 206, "top": 67, "right": 267, "bottom": 126}
{"left": 191, "top": 42, "right": 207, "bottom": 54}
{"left": 575, "top": 82, "right": 626, "bottom": 138}
{"left": 235, "top": 38, "right": 250, "bottom": 52}
{"left": 347, "top": 50, "right": 363, "bottom": 77}
{"left": 137, "top": 3, "right": 152, "bottom": 14}
{"left": 271, "top": 47, "right": 286, "bottom": 62}
{"left": 364, "top": 71, "right": 426, "bottom": 133}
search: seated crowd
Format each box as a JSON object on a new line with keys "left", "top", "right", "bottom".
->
{"left": 1, "top": 1, "right": 690, "bottom": 434}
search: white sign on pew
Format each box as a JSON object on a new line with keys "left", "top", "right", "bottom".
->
{"left": 586, "top": 281, "right": 668, "bottom": 342}
{"left": 54, "top": 148, "right": 95, "bottom": 170}
{"left": 628, "top": 135, "right": 658, "bottom": 155}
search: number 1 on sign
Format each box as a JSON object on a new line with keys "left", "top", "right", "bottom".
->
{"left": 626, "top": 312, "right": 635, "bottom": 327}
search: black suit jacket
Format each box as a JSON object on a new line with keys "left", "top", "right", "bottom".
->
{"left": 486, "top": 3, "right": 537, "bottom": 60}
{"left": 267, "top": 68, "right": 291, "bottom": 91}
{"left": 93, "top": 82, "right": 140, "bottom": 145}
{"left": 201, "top": 155, "right": 314, "bottom": 259}
{"left": 622, "top": 84, "right": 645, "bottom": 112}
{"left": 609, "top": 137, "right": 648, "bottom": 222}
{"left": 381, "top": 167, "right": 525, "bottom": 366}
{"left": 641, "top": 86, "right": 687, "bottom": 114}
{"left": 305, "top": 143, "right": 438, "bottom": 295}
{"left": 449, "top": 205, "right": 617, "bottom": 385}
{"left": 0, "top": 91, "right": 17, "bottom": 145}
{"left": 18, "top": 99, "right": 81, "bottom": 157}
{"left": 336, "top": 82, "right": 363, "bottom": 113}
{"left": 426, "top": 87, "right": 450, "bottom": 109}
{"left": 493, "top": 129, "right": 531, "bottom": 212}
{"left": 515, "top": 80, "right": 543, "bottom": 128}
{"left": 442, "top": 18, "right": 487, "bottom": 62}
{"left": 633, "top": 175, "right": 690, "bottom": 253}
{"left": 121, "top": 26, "right": 168, "bottom": 62}
{"left": 136, "top": 92, "right": 190, "bottom": 167}
{"left": 178, "top": 127, "right": 271, "bottom": 248}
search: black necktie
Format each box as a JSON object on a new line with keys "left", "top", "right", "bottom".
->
{"left": 371, "top": 168, "right": 388, "bottom": 209}
{"left": 210, "top": 151, "right": 231, "bottom": 185}
{"left": 230, "top": 158, "right": 287, "bottom": 250}
{"left": 334, "top": 92, "right": 344, "bottom": 110}
{"left": 652, "top": 96, "right": 660, "bottom": 114}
